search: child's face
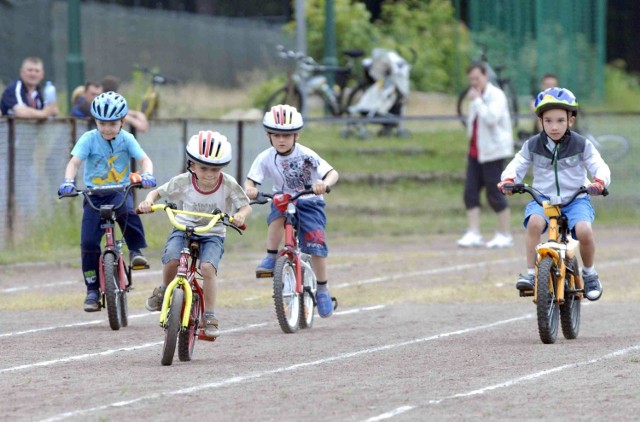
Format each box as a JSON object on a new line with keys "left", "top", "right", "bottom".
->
{"left": 540, "top": 108, "right": 575, "bottom": 141}
{"left": 95, "top": 119, "right": 124, "bottom": 140}
{"left": 190, "top": 163, "right": 222, "bottom": 188}
{"left": 268, "top": 132, "right": 298, "bottom": 153}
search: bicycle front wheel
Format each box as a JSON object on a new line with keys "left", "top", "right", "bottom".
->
{"left": 299, "top": 264, "right": 316, "bottom": 329}
{"left": 264, "top": 85, "right": 303, "bottom": 114}
{"left": 178, "top": 291, "right": 200, "bottom": 362}
{"left": 560, "top": 257, "right": 581, "bottom": 340}
{"left": 103, "top": 253, "right": 123, "bottom": 331}
{"left": 161, "top": 288, "right": 183, "bottom": 366}
{"left": 594, "top": 134, "right": 630, "bottom": 162}
{"left": 536, "top": 257, "right": 560, "bottom": 344}
{"left": 273, "top": 256, "right": 300, "bottom": 333}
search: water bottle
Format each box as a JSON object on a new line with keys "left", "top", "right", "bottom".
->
{"left": 43, "top": 81, "right": 57, "bottom": 105}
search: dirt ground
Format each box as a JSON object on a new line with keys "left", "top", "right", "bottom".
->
{"left": 1, "top": 227, "right": 640, "bottom": 421}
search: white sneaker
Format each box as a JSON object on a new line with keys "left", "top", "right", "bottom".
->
{"left": 457, "top": 230, "right": 484, "bottom": 247}
{"left": 486, "top": 232, "right": 514, "bottom": 249}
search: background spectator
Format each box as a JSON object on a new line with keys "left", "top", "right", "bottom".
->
{"left": 1, "top": 57, "right": 58, "bottom": 118}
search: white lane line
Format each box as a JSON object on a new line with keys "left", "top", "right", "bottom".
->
{"left": 37, "top": 313, "right": 531, "bottom": 422}
{"left": 364, "top": 342, "right": 640, "bottom": 421}
{"left": 333, "top": 257, "right": 520, "bottom": 288}
{"left": 0, "top": 305, "right": 385, "bottom": 374}
{"left": 364, "top": 406, "right": 416, "bottom": 421}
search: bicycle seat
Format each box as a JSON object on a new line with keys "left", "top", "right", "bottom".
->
{"left": 343, "top": 49, "right": 364, "bottom": 58}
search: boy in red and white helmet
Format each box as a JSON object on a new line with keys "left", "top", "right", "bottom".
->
{"left": 137, "top": 130, "right": 251, "bottom": 338}
{"left": 244, "top": 104, "right": 339, "bottom": 318}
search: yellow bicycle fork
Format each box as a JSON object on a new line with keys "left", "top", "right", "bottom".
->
{"left": 159, "top": 276, "right": 193, "bottom": 329}
{"left": 534, "top": 237, "right": 583, "bottom": 304}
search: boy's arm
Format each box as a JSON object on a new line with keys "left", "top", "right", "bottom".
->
{"left": 312, "top": 169, "right": 339, "bottom": 195}
{"left": 63, "top": 156, "right": 83, "bottom": 180}
{"left": 232, "top": 204, "right": 252, "bottom": 227}
{"left": 136, "top": 155, "right": 156, "bottom": 188}
{"left": 137, "top": 189, "right": 161, "bottom": 213}
{"left": 244, "top": 178, "right": 258, "bottom": 200}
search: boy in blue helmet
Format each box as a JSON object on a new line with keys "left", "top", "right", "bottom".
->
{"left": 498, "top": 87, "right": 611, "bottom": 300}
{"left": 58, "top": 91, "right": 157, "bottom": 311}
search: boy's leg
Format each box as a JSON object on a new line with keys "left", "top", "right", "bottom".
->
{"left": 145, "top": 230, "right": 181, "bottom": 312}
{"left": 199, "top": 236, "right": 224, "bottom": 338}
{"left": 256, "top": 216, "right": 285, "bottom": 276}
{"left": 568, "top": 199, "right": 601, "bottom": 300}
{"left": 80, "top": 204, "right": 104, "bottom": 311}
{"left": 117, "top": 193, "right": 148, "bottom": 266}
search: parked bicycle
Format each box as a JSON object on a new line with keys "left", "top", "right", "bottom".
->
{"left": 457, "top": 43, "right": 519, "bottom": 128}
{"left": 140, "top": 203, "right": 243, "bottom": 366}
{"left": 505, "top": 183, "right": 608, "bottom": 344}
{"left": 132, "top": 65, "right": 180, "bottom": 119}
{"left": 263, "top": 45, "right": 370, "bottom": 117}
{"left": 251, "top": 188, "right": 337, "bottom": 334}
{"left": 59, "top": 182, "right": 145, "bottom": 331}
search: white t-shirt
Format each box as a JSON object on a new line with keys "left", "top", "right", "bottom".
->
{"left": 155, "top": 172, "right": 250, "bottom": 237}
{"left": 246, "top": 144, "right": 333, "bottom": 197}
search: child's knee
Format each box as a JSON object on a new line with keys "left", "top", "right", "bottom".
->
{"left": 201, "top": 262, "right": 217, "bottom": 276}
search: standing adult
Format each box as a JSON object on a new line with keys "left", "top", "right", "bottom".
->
{"left": 0, "top": 57, "right": 59, "bottom": 118}
{"left": 457, "top": 63, "right": 514, "bottom": 248}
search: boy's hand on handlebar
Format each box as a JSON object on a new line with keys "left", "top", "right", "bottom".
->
{"left": 58, "top": 179, "right": 76, "bottom": 196}
{"left": 587, "top": 177, "right": 605, "bottom": 196}
{"left": 312, "top": 182, "right": 331, "bottom": 195}
{"left": 137, "top": 200, "right": 154, "bottom": 214}
{"left": 497, "top": 178, "right": 515, "bottom": 195}
{"left": 140, "top": 173, "right": 156, "bottom": 189}
{"left": 231, "top": 212, "right": 246, "bottom": 228}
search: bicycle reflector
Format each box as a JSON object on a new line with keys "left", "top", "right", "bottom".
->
{"left": 273, "top": 193, "right": 290, "bottom": 213}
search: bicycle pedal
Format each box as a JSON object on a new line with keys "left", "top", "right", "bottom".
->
{"left": 131, "top": 264, "right": 150, "bottom": 271}
{"left": 256, "top": 270, "right": 274, "bottom": 279}
{"left": 519, "top": 289, "right": 534, "bottom": 297}
{"left": 197, "top": 332, "right": 217, "bottom": 342}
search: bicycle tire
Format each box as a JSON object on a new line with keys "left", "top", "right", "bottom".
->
{"left": 560, "top": 257, "right": 581, "bottom": 340}
{"left": 536, "top": 257, "right": 560, "bottom": 344}
{"left": 273, "top": 255, "right": 300, "bottom": 333}
{"left": 103, "top": 253, "right": 122, "bottom": 331}
{"left": 140, "top": 92, "right": 158, "bottom": 119}
{"left": 263, "top": 85, "right": 304, "bottom": 114}
{"left": 119, "top": 272, "right": 129, "bottom": 328}
{"left": 593, "top": 134, "right": 631, "bottom": 162}
{"left": 299, "top": 264, "right": 316, "bottom": 329}
{"left": 344, "top": 82, "right": 369, "bottom": 115}
{"left": 178, "top": 291, "right": 200, "bottom": 362}
{"left": 161, "top": 287, "right": 183, "bottom": 366}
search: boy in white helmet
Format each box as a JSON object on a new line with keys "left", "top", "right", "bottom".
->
{"left": 244, "top": 104, "right": 339, "bottom": 318}
{"left": 137, "top": 130, "right": 251, "bottom": 338}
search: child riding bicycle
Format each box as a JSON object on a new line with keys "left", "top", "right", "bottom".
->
{"left": 57, "top": 91, "right": 156, "bottom": 312}
{"left": 243, "top": 104, "right": 339, "bottom": 318}
{"left": 498, "top": 87, "right": 611, "bottom": 300}
{"left": 138, "top": 130, "right": 251, "bottom": 339}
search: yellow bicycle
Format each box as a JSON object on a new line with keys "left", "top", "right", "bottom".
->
{"left": 508, "top": 184, "right": 608, "bottom": 344}
{"left": 133, "top": 66, "right": 180, "bottom": 119}
{"left": 141, "top": 203, "right": 243, "bottom": 365}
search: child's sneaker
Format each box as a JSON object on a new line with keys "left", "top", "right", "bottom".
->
{"left": 255, "top": 255, "right": 276, "bottom": 277}
{"left": 130, "top": 251, "right": 148, "bottom": 267}
{"left": 83, "top": 290, "right": 100, "bottom": 312}
{"left": 204, "top": 313, "right": 220, "bottom": 338}
{"left": 145, "top": 286, "right": 165, "bottom": 312}
{"left": 516, "top": 273, "right": 534, "bottom": 291}
{"left": 583, "top": 272, "right": 603, "bottom": 301}
{"left": 316, "top": 289, "right": 334, "bottom": 318}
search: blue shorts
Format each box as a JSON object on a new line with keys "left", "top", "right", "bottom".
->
{"left": 162, "top": 229, "right": 225, "bottom": 271}
{"left": 523, "top": 196, "right": 595, "bottom": 239}
{"left": 267, "top": 198, "right": 328, "bottom": 257}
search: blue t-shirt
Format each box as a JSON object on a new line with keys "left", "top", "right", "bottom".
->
{"left": 0, "top": 79, "right": 44, "bottom": 115}
{"left": 71, "top": 129, "right": 146, "bottom": 188}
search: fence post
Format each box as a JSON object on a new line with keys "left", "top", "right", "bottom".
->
{"left": 7, "top": 118, "right": 15, "bottom": 244}
{"left": 236, "top": 120, "right": 244, "bottom": 182}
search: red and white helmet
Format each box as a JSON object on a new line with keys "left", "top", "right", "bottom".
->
{"left": 263, "top": 104, "right": 304, "bottom": 134}
{"left": 186, "top": 130, "right": 232, "bottom": 167}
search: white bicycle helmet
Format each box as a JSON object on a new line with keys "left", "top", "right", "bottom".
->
{"left": 90, "top": 91, "right": 128, "bottom": 121}
{"left": 263, "top": 104, "right": 304, "bottom": 134}
{"left": 186, "top": 130, "right": 232, "bottom": 167}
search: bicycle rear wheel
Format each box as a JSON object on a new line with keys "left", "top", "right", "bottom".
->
{"left": 161, "top": 288, "right": 183, "bottom": 366}
{"left": 593, "top": 134, "right": 630, "bottom": 162}
{"left": 264, "top": 85, "right": 303, "bottom": 114}
{"left": 536, "top": 257, "right": 560, "bottom": 344}
{"left": 103, "top": 253, "right": 123, "bottom": 331}
{"left": 273, "top": 256, "right": 300, "bottom": 333}
{"left": 178, "top": 292, "right": 200, "bottom": 362}
{"left": 560, "top": 257, "right": 581, "bottom": 340}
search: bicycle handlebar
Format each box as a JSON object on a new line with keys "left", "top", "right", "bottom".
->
{"left": 276, "top": 45, "right": 351, "bottom": 74}
{"left": 250, "top": 186, "right": 331, "bottom": 205}
{"left": 506, "top": 183, "right": 608, "bottom": 207}
{"left": 140, "top": 203, "right": 244, "bottom": 235}
{"left": 59, "top": 183, "right": 141, "bottom": 213}
{"left": 133, "top": 65, "right": 181, "bottom": 84}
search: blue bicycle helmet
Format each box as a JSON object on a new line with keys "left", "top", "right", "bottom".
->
{"left": 90, "top": 91, "right": 128, "bottom": 121}
{"left": 534, "top": 87, "right": 578, "bottom": 117}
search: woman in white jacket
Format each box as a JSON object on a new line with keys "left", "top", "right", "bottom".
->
{"left": 457, "top": 63, "right": 515, "bottom": 248}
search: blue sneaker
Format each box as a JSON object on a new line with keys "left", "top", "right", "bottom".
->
{"left": 316, "top": 289, "right": 334, "bottom": 318}
{"left": 256, "top": 255, "right": 276, "bottom": 277}
{"left": 83, "top": 290, "right": 100, "bottom": 312}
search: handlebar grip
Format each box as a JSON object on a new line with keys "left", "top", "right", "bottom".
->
{"left": 602, "top": 188, "right": 609, "bottom": 197}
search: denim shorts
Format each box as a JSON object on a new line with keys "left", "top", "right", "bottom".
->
{"left": 523, "top": 196, "right": 595, "bottom": 239}
{"left": 162, "top": 228, "right": 225, "bottom": 270}
{"left": 267, "top": 197, "right": 328, "bottom": 257}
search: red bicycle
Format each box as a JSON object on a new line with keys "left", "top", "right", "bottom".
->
{"left": 60, "top": 182, "right": 144, "bottom": 330}
{"left": 252, "top": 188, "right": 337, "bottom": 333}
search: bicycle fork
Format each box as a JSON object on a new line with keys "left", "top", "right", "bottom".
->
{"left": 534, "top": 238, "right": 582, "bottom": 304}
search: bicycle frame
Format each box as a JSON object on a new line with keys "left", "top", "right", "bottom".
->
{"left": 97, "top": 207, "right": 130, "bottom": 296}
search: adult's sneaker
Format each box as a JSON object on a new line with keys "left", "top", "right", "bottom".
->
{"left": 457, "top": 230, "right": 484, "bottom": 247}
{"left": 583, "top": 272, "right": 603, "bottom": 301}
{"left": 316, "top": 289, "right": 334, "bottom": 318}
{"left": 486, "top": 232, "right": 513, "bottom": 249}
{"left": 84, "top": 290, "right": 100, "bottom": 312}
{"left": 516, "top": 273, "right": 534, "bottom": 291}
{"left": 145, "top": 285, "right": 165, "bottom": 312}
